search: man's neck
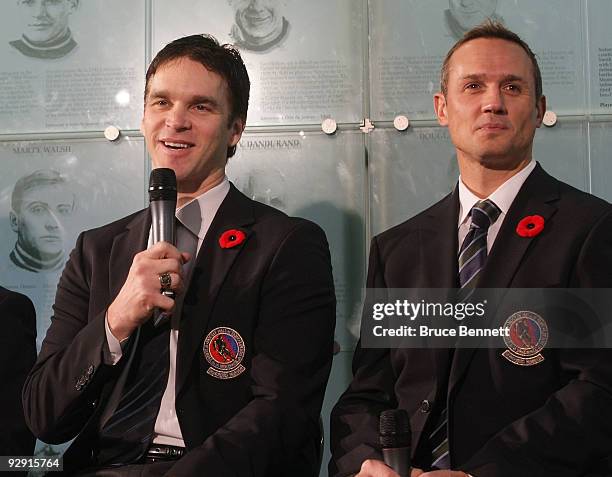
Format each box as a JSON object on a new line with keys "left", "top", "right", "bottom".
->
{"left": 177, "top": 169, "right": 225, "bottom": 208}
{"left": 458, "top": 155, "right": 532, "bottom": 198}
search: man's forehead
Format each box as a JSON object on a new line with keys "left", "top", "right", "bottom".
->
{"left": 21, "top": 184, "right": 72, "bottom": 202}
{"left": 148, "top": 58, "right": 228, "bottom": 95}
{"left": 448, "top": 38, "right": 533, "bottom": 77}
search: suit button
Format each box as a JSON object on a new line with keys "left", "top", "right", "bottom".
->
{"left": 420, "top": 400, "right": 431, "bottom": 413}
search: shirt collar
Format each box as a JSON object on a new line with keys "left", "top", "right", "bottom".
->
{"left": 458, "top": 160, "right": 536, "bottom": 227}
{"left": 175, "top": 176, "right": 230, "bottom": 240}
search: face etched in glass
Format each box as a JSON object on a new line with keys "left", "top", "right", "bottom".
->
{"left": 229, "top": 0, "right": 286, "bottom": 49}
{"left": 17, "top": 0, "right": 77, "bottom": 44}
{"left": 10, "top": 184, "right": 74, "bottom": 258}
{"left": 448, "top": 0, "right": 498, "bottom": 31}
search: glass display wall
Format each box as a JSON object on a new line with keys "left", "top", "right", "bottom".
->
{"left": 1, "top": 1, "right": 610, "bottom": 473}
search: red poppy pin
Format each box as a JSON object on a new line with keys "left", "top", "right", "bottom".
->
{"left": 516, "top": 215, "right": 545, "bottom": 238}
{"left": 219, "top": 229, "right": 246, "bottom": 249}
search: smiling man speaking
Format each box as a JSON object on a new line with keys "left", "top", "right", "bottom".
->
{"left": 24, "top": 34, "right": 335, "bottom": 477}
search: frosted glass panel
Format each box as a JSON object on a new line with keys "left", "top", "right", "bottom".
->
{"left": 369, "top": 0, "right": 584, "bottom": 121}
{"left": 0, "top": 137, "right": 146, "bottom": 351}
{"left": 589, "top": 122, "right": 612, "bottom": 202}
{"left": 533, "top": 121, "right": 588, "bottom": 192}
{"left": 321, "top": 351, "right": 353, "bottom": 475}
{"left": 369, "top": 127, "right": 457, "bottom": 235}
{"left": 152, "top": 0, "right": 364, "bottom": 126}
{"left": 227, "top": 130, "right": 365, "bottom": 348}
{"left": 0, "top": 1, "right": 145, "bottom": 134}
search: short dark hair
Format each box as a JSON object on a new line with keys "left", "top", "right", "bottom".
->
{"left": 440, "top": 20, "right": 542, "bottom": 103}
{"left": 12, "top": 169, "right": 71, "bottom": 213}
{"left": 145, "top": 34, "right": 250, "bottom": 158}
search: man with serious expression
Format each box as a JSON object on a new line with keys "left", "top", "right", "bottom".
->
{"left": 434, "top": 37, "right": 545, "bottom": 198}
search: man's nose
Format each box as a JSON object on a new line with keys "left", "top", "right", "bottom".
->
{"left": 34, "top": 0, "right": 49, "bottom": 17}
{"left": 45, "top": 216, "right": 60, "bottom": 230}
{"left": 165, "top": 107, "right": 191, "bottom": 130}
{"left": 248, "top": 0, "right": 265, "bottom": 11}
{"left": 481, "top": 88, "right": 507, "bottom": 114}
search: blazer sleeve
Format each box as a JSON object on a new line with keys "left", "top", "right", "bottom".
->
{"left": 22, "top": 232, "right": 118, "bottom": 444}
{"left": 328, "top": 237, "right": 399, "bottom": 477}
{"left": 167, "top": 220, "right": 336, "bottom": 476}
{"left": 462, "top": 209, "right": 612, "bottom": 477}
{"left": 0, "top": 290, "right": 36, "bottom": 456}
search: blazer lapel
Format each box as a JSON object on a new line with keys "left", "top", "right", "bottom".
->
{"left": 418, "top": 188, "right": 460, "bottom": 404}
{"left": 449, "top": 163, "right": 560, "bottom": 395}
{"left": 108, "top": 210, "right": 151, "bottom": 300}
{"left": 420, "top": 186, "right": 460, "bottom": 290}
{"left": 176, "top": 184, "right": 255, "bottom": 394}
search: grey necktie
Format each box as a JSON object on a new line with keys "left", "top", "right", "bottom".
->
{"left": 153, "top": 199, "right": 201, "bottom": 327}
{"left": 172, "top": 199, "right": 201, "bottom": 320}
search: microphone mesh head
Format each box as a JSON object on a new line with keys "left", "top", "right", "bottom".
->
{"left": 149, "top": 168, "right": 177, "bottom": 201}
{"left": 379, "top": 409, "right": 411, "bottom": 448}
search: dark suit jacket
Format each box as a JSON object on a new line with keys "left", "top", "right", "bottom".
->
{"left": 23, "top": 184, "right": 336, "bottom": 476}
{"left": 0, "top": 286, "right": 36, "bottom": 457}
{"left": 330, "top": 164, "right": 612, "bottom": 477}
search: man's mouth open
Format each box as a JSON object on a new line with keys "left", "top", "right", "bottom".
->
{"left": 162, "top": 141, "right": 195, "bottom": 150}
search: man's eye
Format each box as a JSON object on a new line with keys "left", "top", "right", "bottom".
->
{"left": 29, "top": 205, "right": 45, "bottom": 215}
{"left": 505, "top": 84, "right": 520, "bottom": 92}
{"left": 465, "top": 83, "right": 480, "bottom": 90}
{"left": 194, "top": 104, "right": 209, "bottom": 112}
{"left": 57, "top": 205, "right": 72, "bottom": 215}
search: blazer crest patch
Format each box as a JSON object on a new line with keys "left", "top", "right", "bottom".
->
{"left": 203, "top": 327, "right": 246, "bottom": 379}
{"left": 502, "top": 311, "right": 548, "bottom": 366}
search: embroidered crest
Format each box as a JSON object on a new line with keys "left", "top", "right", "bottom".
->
{"left": 502, "top": 311, "right": 548, "bottom": 366}
{"left": 203, "top": 327, "right": 246, "bottom": 379}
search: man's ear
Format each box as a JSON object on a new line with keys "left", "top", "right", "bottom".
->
{"left": 228, "top": 117, "right": 245, "bottom": 148}
{"left": 434, "top": 92, "right": 449, "bottom": 126}
{"left": 535, "top": 95, "right": 546, "bottom": 128}
{"left": 9, "top": 211, "right": 19, "bottom": 233}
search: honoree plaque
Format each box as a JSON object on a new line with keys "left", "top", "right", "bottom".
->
{"left": 227, "top": 130, "right": 366, "bottom": 348}
{"left": 0, "top": 0, "right": 145, "bottom": 133}
{"left": 369, "top": 127, "right": 456, "bottom": 235}
{"left": 369, "top": 0, "right": 584, "bottom": 121}
{"left": 0, "top": 138, "right": 146, "bottom": 352}
{"left": 152, "top": 0, "right": 364, "bottom": 126}
{"left": 587, "top": 0, "right": 612, "bottom": 114}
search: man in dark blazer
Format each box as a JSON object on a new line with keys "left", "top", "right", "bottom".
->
{"left": 0, "top": 286, "right": 36, "bottom": 460}
{"left": 23, "top": 34, "right": 335, "bottom": 476}
{"left": 330, "top": 22, "right": 612, "bottom": 477}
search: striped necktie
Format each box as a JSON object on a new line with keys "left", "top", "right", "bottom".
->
{"left": 458, "top": 199, "right": 501, "bottom": 288}
{"left": 430, "top": 199, "right": 500, "bottom": 469}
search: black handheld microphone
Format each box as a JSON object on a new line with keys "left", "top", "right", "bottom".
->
{"left": 379, "top": 409, "right": 411, "bottom": 477}
{"left": 149, "top": 167, "right": 177, "bottom": 247}
{"left": 149, "top": 168, "right": 177, "bottom": 326}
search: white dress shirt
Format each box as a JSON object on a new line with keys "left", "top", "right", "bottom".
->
{"left": 105, "top": 177, "right": 230, "bottom": 447}
{"left": 458, "top": 160, "right": 536, "bottom": 252}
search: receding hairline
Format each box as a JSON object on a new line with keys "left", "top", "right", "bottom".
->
{"left": 444, "top": 38, "right": 537, "bottom": 87}
{"left": 439, "top": 21, "right": 543, "bottom": 102}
